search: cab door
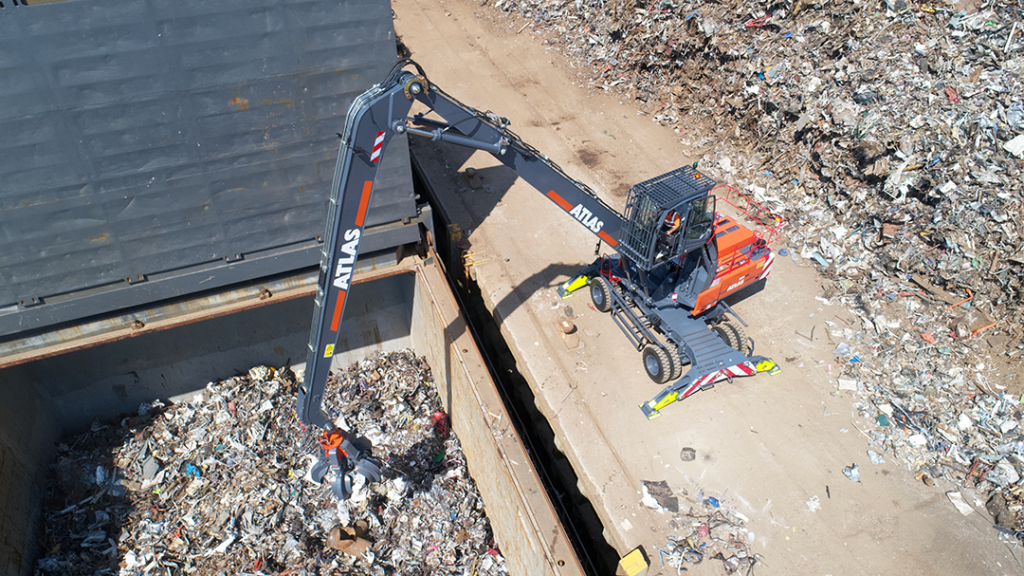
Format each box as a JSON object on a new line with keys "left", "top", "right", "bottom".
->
{"left": 677, "top": 195, "right": 716, "bottom": 255}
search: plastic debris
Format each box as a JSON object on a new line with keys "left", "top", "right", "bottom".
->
{"left": 616, "top": 546, "right": 650, "bottom": 576}
{"left": 947, "top": 491, "right": 976, "bottom": 516}
{"left": 35, "top": 350, "right": 508, "bottom": 576}
{"left": 843, "top": 463, "right": 862, "bottom": 483}
{"left": 648, "top": 479, "right": 762, "bottom": 571}
{"left": 1004, "top": 134, "right": 1024, "bottom": 158}
{"left": 642, "top": 480, "right": 680, "bottom": 513}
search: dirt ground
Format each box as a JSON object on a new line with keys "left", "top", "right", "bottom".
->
{"left": 393, "top": 1, "right": 1020, "bottom": 574}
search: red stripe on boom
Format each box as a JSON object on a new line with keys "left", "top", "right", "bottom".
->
{"left": 355, "top": 181, "right": 373, "bottom": 227}
{"left": 546, "top": 190, "right": 573, "bottom": 212}
{"left": 330, "top": 292, "right": 347, "bottom": 332}
{"left": 598, "top": 230, "right": 618, "bottom": 248}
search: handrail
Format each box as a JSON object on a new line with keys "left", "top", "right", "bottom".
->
{"left": 712, "top": 233, "right": 756, "bottom": 276}
{"left": 712, "top": 184, "right": 787, "bottom": 245}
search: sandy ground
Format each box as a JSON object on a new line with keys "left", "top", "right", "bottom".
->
{"left": 393, "top": 1, "right": 1020, "bottom": 574}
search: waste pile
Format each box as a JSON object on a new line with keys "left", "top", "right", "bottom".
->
{"left": 825, "top": 287, "right": 1024, "bottom": 533}
{"left": 491, "top": 0, "right": 1024, "bottom": 355}
{"left": 493, "top": 0, "right": 1023, "bottom": 346}
{"left": 640, "top": 476, "right": 762, "bottom": 573}
{"left": 489, "top": 0, "right": 1023, "bottom": 534}
{"left": 35, "top": 350, "right": 507, "bottom": 576}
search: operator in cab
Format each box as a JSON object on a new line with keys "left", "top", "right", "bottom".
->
{"left": 665, "top": 209, "right": 682, "bottom": 235}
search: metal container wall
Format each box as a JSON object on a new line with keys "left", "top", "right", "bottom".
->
{"left": 0, "top": 0, "right": 415, "bottom": 337}
{"left": 0, "top": 258, "right": 583, "bottom": 576}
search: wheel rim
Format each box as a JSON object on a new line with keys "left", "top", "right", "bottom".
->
{"left": 591, "top": 283, "right": 604, "bottom": 306}
{"left": 645, "top": 354, "right": 660, "bottom": 376}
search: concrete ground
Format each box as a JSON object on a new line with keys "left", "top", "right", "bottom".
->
{"left": 393, "top": 1, "right": 1019, "bottom": 574}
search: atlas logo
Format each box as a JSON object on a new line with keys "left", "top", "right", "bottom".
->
{"left": 568, "top": 203, "right": 604, "bottom": 234}
{"left": 725, "top": 275, "right": 748, "bottom": 293}
{"left": 332, "top": 229, "right": 361, "bottom": 290}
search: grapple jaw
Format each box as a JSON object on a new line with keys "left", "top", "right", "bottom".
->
{"left": 310, "top": 428, "right": 382, "bottom": 501}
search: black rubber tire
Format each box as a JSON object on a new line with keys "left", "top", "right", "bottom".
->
{"left": 589, "top": 276, "right": 612, "bottom": 313}
{"left": 642, "top": 344, "right": 673, "bottom": 384}
{"left": 713, "top": 320, "right": 752, "bottom": 355}
{"left": 668, "top": 346, "right": 685, "bottom": 380}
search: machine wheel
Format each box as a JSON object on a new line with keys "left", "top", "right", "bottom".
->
{"left": 642, "top": 345, "right": 673, "bottom": 384}
{"left": 668, "top": 346, "right": 685, "bottom": 380}
{"left": 713, "top": 320, "right": 752, "bottom": 355}
{"left": 589, "top": 276, "right": 612, "bottom": 313}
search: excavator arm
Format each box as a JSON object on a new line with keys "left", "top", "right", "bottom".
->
{"left": 399, "top": 88, "right": 625, "bottom": 248}
{"left": 297, "top": 59, "right": 626, "bottom": 498}
{"left": 298, "top": 60, "right": 780, "bottom": 497}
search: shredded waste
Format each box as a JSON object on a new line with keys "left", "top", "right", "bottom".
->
{"left": 488, "top": 0, "right": 1024, "bottom": 539}
{"left": 36, "top": 350, "right": 508, "bottom": 576}
{"left": 641, "top": 477, "right": 762, "bottom": 573}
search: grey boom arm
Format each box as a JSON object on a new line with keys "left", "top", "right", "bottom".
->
{"left": 297, "top": 61, "right": 625, "bottom": 497}
{"left": 298, "top": 60, "right": 624, "bottom": 426}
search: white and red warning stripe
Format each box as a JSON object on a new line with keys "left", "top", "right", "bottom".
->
{"left": 758, "top": 250, "right": 776, "bottom": 280}
{"left": 680, "top": 380, "right": 703, "bottom": 399}
{"left": 680, "top": 362, "right": 757, "bottom": 399}
{"left": 369, "top": 131, "right": 385, "bottom": 162}
{"left": 720, "top": 363, "right": 757, "bottom": 378}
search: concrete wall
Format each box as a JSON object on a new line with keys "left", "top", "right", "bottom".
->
{"left": 410, "top": 259, "right": 585, "bottom": 576}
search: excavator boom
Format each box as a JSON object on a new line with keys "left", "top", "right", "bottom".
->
{"left": 298, "top": 60, "right": 626, "bottom": 427}
{"left": 298, "top": 60, "right": 780, "bottom": 499}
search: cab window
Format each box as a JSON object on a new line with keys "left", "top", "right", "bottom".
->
{"left": 683, "top": 196, "right": 715, "bottom": 240}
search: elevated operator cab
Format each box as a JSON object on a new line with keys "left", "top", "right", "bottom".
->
{"left": 617, "top": 166, "right": 718, "bottom": 271}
